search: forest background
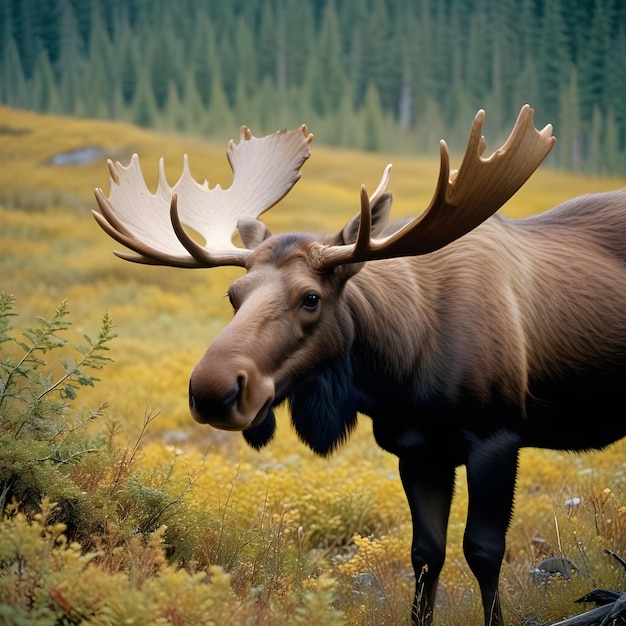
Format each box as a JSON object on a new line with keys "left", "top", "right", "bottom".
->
{"left": 2, "top": 0, "right": 626, "bottom": 176}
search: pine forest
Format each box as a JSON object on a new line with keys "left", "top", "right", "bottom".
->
{"left": 2, "top": 0, "right": 626, "bottom": 175}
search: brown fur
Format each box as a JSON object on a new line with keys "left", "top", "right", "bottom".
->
{"left": 345, "top": 189, "right": 626, "bottom": 417}
{"left": 189, "top": 188, "right": 626, "bottom": 626}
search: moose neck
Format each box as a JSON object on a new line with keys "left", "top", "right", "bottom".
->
{"left": 340, "top": 222, "right": 532, "bottom": 419}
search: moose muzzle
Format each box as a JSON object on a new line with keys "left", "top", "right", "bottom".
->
{"left": 188, "top": 350, "right": 275, "bottom": 431}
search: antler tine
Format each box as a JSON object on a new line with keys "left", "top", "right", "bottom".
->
{"left": 94, "top": 182, "right": 202, "bottom": 267}
{"left": 316, "top": 105, "right": 555, "bottom": 268}
{"left": 93, "top": 125, "right": 313, "bottom": 268}
{"left": 353, "top": 164, "right": 393, "bottom": 257}
{"left": 368, "top": 163, "right": 393, "bottom": 206}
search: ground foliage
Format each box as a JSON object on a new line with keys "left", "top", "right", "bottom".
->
{"left": 0, "top": 108, "right": 625, "bottom": 624}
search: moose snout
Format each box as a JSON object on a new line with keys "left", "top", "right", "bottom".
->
{"left": 188, "top": 376, "right": 241, "bottom": 425}
{"left": 188, "top": 355, "right": 275, "bottom": 430}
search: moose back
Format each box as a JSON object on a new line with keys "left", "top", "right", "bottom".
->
{"left": 94, "top": 106, "right": 626, "bottom": 626}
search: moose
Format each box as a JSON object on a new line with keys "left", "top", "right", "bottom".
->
{"left": 93, "top": 105, "right": 626, "bottom": 626}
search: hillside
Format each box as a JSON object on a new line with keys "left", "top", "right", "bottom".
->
{"left": 1, "top": 107, "right": 625, "bottom": 625}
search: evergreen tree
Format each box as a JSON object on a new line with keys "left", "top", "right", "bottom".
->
{"left": 430, "top": 0, "right": 455, "bottom": 111}
{"left": 562, "top": 0, "right": 593, "bottom": 65}
{"left": 162, "top": 81, "right": 185, "bottom": 132}
{"left": 444, "top": 82, "right": 477, "bottom": 155}
{"left": 180, "top": 66, "right": 206, "bottom": 134}
{"left": 489, "top": 0, "right": 521, "bottom": 123}
{"left": 132, "top": 69, "right": 158, "bottom": 128}
{"left": 118, "top": 35, "right": 140, "bottom": 106}
{"left": 600, "top": 107, "right": 620, "bottom": 176}
{"left": 310, "top": 0, "right": 345, "bottom": 117}
{"left": 253, "top": 74, "right": 284, "bottom": 134}
{"left": 257, "top": 2, "right": 278, "bottom": 84}
{"left": 85, "top": 8, "right": 115, "bottom": 119}
{"left": 409, "top": 0, "right": 437, "bottom": 120}
{"left": 283, "top": 0, "right": 315, "bottom": 91}
{"left": 441, "top": 4, "right": 474, "bottom": 137}
{"left": 283, "top": 79, "right": 317, "bottom": 137}
{"left": 606, "top": 26, "right": 626, "bottom": 153}
{"left": 359, "top": 0, "right": 391, "bottom": 113}
{"left": 1, "top": 33, "right": 28, "bottom": 108}
{"left": 465, "top": 0, "right": 491, "bottom": 109}
{"left": 30, "top": 48, "right": 61, "bottom": 114}
{"left": 0, "top": 1, "right": 13, "bottom": 71}
{"left": 512, "top": 55, "right": 541, "bottom": 126}
{"left": 536, "top": 0, "right": 569, "bottom": 124}
{"left": 189, "top": 12, "right": 218, "bottom": 109}
{"left": 206, "top": 68, "right": 235, "bottom": 138}
{"left": 333, "top": 82, "right": 361, "bottom": 149}
{"left": 346, "top": 21, "right": 364, "bottom": 110}
{"left": 362, "top": 80, "right": 384, "bottom": 152}
{"left": 578, "top": 0, "right": 609, "bottom": 121}
{"left": 274, "top": 10, "right": 287, "bottom": 94}
{"left": 233, "top": 74, "right": 259, "bottom": 130}
{"left": 395, "top": 6, "right": 420, "bottom": 129}
{"left": 558, "top": 66, "right": 583, "bottom": 170}
{"left": 150, "top": 25, "right": 180, "bottom": 110}
{"left": 56, "top": 0, "right": 87, "bottom": 115}
{"left": 517, "top": 0, "right": 538, "bottom": 62}
{"left": 109, "top": 76, "right": 127, "bottom": 121}
{"left": 415, "top": 95, "right": 446, "bottom": 155}
{"left": 36, "top": 0, "right": 64, "bottom": 70}
{"left": 73, "top": 0, "right": 94, "bottom": 45}
{"left": 229, "top": 17, "right": 256, "bottom": 102}
{"left": 586, "top": 104, "right": 603, "bottom": 174}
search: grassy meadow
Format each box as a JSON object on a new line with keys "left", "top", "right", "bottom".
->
{"left": 1, "top": 106, "right": 625, "bottom": 625}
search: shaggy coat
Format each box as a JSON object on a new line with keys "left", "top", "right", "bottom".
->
{"left": 188, "top": 189, "right": 626, "bottom": 626}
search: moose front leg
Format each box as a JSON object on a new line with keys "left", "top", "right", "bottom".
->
{"left": 464, "top": 432, "right": 520, "bottom": 626}
{"left": 399, "top": 453, "right": 456, "bottom": 626}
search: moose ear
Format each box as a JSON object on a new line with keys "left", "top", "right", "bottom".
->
{"left": 336, "top": 192, "right": 393, "bottom": 244}
{"left": 237, "top": 218, "right": 273, "bottom": 249}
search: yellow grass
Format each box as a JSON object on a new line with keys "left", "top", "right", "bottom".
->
{"left": 1, "top": 106, "right": 625, "bottom": 625}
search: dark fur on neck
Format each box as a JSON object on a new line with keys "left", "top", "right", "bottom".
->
{"left": 288, "top": 356, "right": 357, "bottom": 456}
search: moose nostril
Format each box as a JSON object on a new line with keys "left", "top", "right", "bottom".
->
{"left": 188, "top": 376, "right": 242, "bottom": 416}
{"left": 222, "top": 378, "right": 242, "bottom": 407}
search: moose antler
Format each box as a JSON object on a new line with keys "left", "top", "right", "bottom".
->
{"left": 314, "top": 104, "right": 556, "bottom": 268}
{"left": 93, "top": 125, "right": 313, "bottom": 267}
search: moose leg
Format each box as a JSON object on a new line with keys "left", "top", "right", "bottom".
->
{"left": 399, "top": 454, "right": 456, "bottom": 626}
{"left": 463, "top": 433, "right": 520, "bottom": 626}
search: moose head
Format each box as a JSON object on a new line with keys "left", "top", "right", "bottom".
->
{"left": 93, "top": 106, "right": 554, "bottom": 444}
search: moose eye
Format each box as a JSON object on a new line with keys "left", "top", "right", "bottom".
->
{"left": 301, "top": 293, "right": 320, "bottom": 311}
{"left": 227, "top": 290, "right": 237, "bottom": 310}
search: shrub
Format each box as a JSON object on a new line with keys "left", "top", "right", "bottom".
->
{"left": 0, "top": 293, "right": 117, "bottom": 536}
{"left": 0, "top": 294, "right": 350, "bottom": 625}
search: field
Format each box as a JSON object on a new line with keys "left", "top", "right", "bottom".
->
{"left": 0, "top": 106, "right": 625, "bottom": 625}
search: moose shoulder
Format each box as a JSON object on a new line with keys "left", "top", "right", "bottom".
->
{"left": 93, "top": 106, "right": 626, "bottom": 626}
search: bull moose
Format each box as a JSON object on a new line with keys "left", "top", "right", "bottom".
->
{"left": 93, "top": 105, "right": 626, "bottom": 626}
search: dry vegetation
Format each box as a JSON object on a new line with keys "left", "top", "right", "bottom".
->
{"left": 0, "top": 106, "right": 625, "bottom": 625}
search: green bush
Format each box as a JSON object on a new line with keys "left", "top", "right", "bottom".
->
{"left": 0, "top": 293, "right": 117, "bottom": 535}
{"left": 0, "top": 294, "right": 350, "bottom": 625}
